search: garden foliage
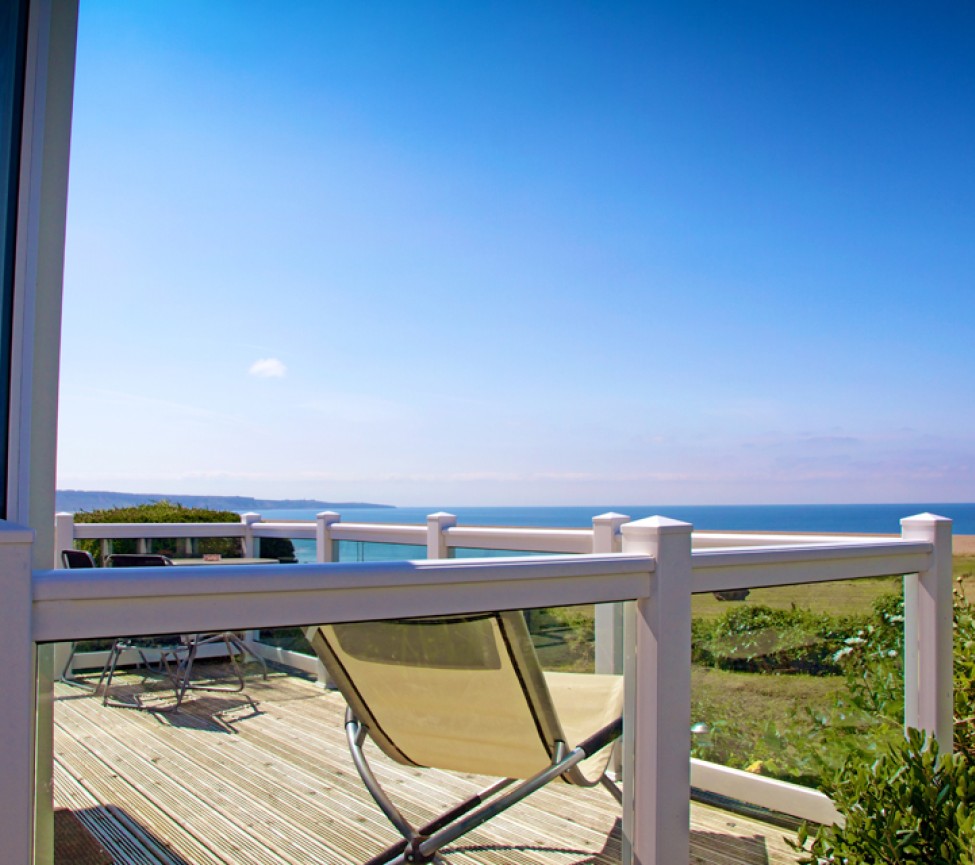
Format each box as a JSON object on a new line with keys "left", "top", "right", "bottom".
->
{"left": 789, "top": 582, "right": 975, "bottom": 863}
{"left": 692, "top": 604, "right": 860, "bottom": 675}
{"left": 690, "top": 593, "right": 908, "bottom": 786}
{"left": 791, "top": 730, "right": 975, "bottom": 865}
{"left": 72, "top": 500, "right": 296, "bottom": 563}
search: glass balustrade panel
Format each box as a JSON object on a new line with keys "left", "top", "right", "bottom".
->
{"left": 690, "top": 574, "right": 906, "bottom": 791}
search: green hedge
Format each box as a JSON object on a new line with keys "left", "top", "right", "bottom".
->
{"left": 692, "top": 603, "right": 867, "bottom": 675}
{"left": 72, "top": 500, "right": 295, "bottom": 564}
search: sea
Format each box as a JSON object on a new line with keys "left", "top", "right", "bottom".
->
{"left": 254, "top": 503, "right": 975, "bottom": 563}
{"left": 259, "top": 503, "right": 975, "bottom": 534}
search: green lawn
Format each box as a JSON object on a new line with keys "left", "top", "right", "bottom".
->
{"left": 692, "top": 575, "right": 900, "bottom": 620}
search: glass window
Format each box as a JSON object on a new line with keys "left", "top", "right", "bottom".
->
{"left": 0, "top": 0, "right": 30, "bottom": 518}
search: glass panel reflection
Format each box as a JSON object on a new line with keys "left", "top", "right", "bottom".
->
{"left": 691, "top": 575, "right": 903, "bottom": 788}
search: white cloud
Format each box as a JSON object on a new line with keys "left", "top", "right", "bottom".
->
{"left": 249, "top": 358, "right": 286, "bottom": 379}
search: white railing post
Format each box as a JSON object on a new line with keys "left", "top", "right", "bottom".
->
{"left": 316, "top": 511, "right": 341, "bottom": 563}
{"left": 593, "top": 512, "right": 629, "bottom": 675}
{"left": 621, "top": 516, "right": 692, "bottom": 865}
{"left": 52, "top": 512, "right": 76, "bottom": 678}
{"left": 312, "top": 511, "right": 342, "bottom": 686}
{"left": 426, "top": 512, "right": 457, "bottom": 559}
{"left": 0, "top": 522, "right": 37, "bottom": 865}
{"left": 901, "top": 512, "right": 953, "bottom": 748}
{"left": 240, "top": 512, "right": 260, "bottom": 558}
{"left": 53, "top": 512, "right": 73, "bottom": 566}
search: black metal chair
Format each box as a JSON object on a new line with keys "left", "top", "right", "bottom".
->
{"left": 62, "top": 548, "right": 96, "bottom": 569}
{"left": 103, "top": 554, "right": 267, "bottom": 699}
{"left": 97, "top": 554, "right": 197, "bottom": 711}
{"left": 105, "top": 553, "right": 176, "bottom": 568}
{"left": 58, "top": 550, "right": 98, "bottom": 689}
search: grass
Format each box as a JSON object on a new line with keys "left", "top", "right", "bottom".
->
{"left": 534, "top": 556, "right": 975, "bottom": 787}
{"left": 955, "top": 555, "right": 975, "bottom": 599}
{"left": 693, "top": 575, "right": 900, "bottom": 620}
{"left": 691, "top": 665, "right": 848, "bottom": 773}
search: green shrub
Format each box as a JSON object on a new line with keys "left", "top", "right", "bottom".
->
{"left": 788, "top": 586, "right": 975, "bottom": 861}
{"left": 955, "top": 580, "right": 975, "bottom": 761}
{"left": 72, "top": 500, "right": 295, "bottom": 563}
{"left": 790, "top": 729, "right": 975, "bottom": 865}
{"left": 257, "top": 535, "right": 299, "bottom": 563}
{"left": 690, "top": 593, "right": 914, "bottom": 787}
{"left": 692, "top": 603, "right": 864, "bottom": 675}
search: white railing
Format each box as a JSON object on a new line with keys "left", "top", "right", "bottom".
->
{"left": 6, "top": 516, "right": 691, "bottom": 865}
{"left": 50, "top": 509, "right": 954, "bottom": 828}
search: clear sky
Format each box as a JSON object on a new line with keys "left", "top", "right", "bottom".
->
{"left": 57, "top": 1, "right": 975, "bottom": 507}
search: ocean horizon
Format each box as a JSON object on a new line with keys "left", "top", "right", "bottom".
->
{"left": 258, "top": 502, "right": 975, "bottom": 536}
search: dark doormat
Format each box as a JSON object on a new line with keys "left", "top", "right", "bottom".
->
{"left": 54, "top": 807, "right": 113, "bottom": 865}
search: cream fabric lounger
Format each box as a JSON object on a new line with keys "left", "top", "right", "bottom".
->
{"left": 306, "top": 610, "right": 623, "bottom": 865}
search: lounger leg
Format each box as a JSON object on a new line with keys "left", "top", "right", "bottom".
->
{"left": 363, "top": 776, "right": 516, "bottom": 865}
{"left": 358, "top": 729, "right": 622, "bottom": 864}
{"left": 599, "top": 773, "right": 623, "bottom": 804}
{"left": 346, "top": 711, "right": 421, "bottom": 846}
{"left": 395, "top": 721, "right": 622, "bottom": 865}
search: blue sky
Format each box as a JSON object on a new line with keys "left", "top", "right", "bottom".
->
{"left": 57, "top": 1, "right": 975, "bottom": 506}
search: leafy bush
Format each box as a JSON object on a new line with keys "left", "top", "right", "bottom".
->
{"left": 787, "top": 585, "right": 975, "bottom": 861}
{"left": 72, "top": 500, "right": 295, "bottom": 563}
{"left": 692, "top": 603, "right": 864, "bottom": 675}
{"left": 955, "top": 580, "right": 975, "bottom": 761}
{"left": 691, "top": 593, "right": 914, "bottom": 786}
{"left": 257, "top": 535, "right": 299, "bottom": 563}
{"left": 790, "top": 729, "right": 975, "bottom": 865}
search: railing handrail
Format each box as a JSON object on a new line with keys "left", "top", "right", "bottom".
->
{"left": 691, "top": 538, "right": 933, "bottom": 591}
{"left": 445, "top": 525, "right": 595, "bottom": 554}
{"left": 32, "top": 553, "right": 655, "bottom": 643}
{"left": 59, "top": 511, "right": 923, "bottom": 556}
{"left": 35, "top": 553, "right": 651, "bottom": 604}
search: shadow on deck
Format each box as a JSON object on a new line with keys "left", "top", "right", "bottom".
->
{"left": 53, "top": 664, "right": 800, "bottom": 865}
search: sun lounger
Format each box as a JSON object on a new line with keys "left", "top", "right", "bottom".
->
{"left": 306, "top": 610, "right": 623, "bottom": 864}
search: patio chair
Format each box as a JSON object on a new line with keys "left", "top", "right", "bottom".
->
{"left": 103, "top": 554, "right": 268, "bottom": 697}
{"left": 305, "top": 611, "right": 624, "bottom": 865}
{"left": 58, "top": 549, "right": 98, "bottom": 689}
{"left": 98, "top": 554, "right": 197, "bottom": 711}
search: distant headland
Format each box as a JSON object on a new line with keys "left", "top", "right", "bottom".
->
{"left": 55, "top": 489, "right": 393, "bottom": 513}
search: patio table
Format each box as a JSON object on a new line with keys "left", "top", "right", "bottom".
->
{"left": 170, "top": 557, "right": 280, "bottom": 566}
{"left": 168, "top": 557, "right": 276, "bottom": 685}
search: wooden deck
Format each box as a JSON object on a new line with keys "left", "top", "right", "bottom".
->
{"left": 53, "top": 665, "right": 801, "bottom": 865}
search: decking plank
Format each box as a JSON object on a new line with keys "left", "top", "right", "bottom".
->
{"left": 53, "top": 667, "right": 799, "bottom": 865}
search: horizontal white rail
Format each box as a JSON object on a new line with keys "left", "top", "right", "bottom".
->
{"left": 690, "top": 531, "right": 896, "bottom": 549}
{"left": 60, "top": 513, "right": 911, "bottom": 557}
{"left": 251, "top": 521, "right": 317, "bottom": 539}
{"left": 33, "top": 553, "right": 654, "bottom": 642}
{"left": 445, "top": 526, "right": 594, "bottom": 554}
{"left": 691, "top": 759, "right": 841, "bottom": 825}
{"left": 691, "top": 540, "right": 932, "bottom": 592}
{"left": 327, "top": 522, "right": 427, "bottom": 544}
